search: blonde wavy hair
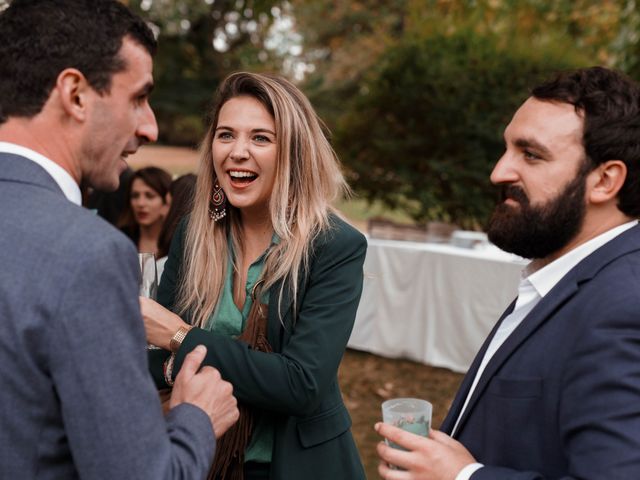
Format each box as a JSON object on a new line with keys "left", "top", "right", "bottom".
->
{"left": 176, "top": 72, "right": 349, "bottom": 327}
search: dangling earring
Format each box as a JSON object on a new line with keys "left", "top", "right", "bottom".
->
{"left": 208, "top": 181, "right": 227, "bottom": 221}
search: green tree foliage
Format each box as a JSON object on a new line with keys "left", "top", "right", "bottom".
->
{"left": 128, "top": 0, "right": 281, "bottom": 146}
{"left": 334, "top": 30, "right": 584, "bottom": 228}
{"left": 294, "top": 0, "right": 639, "bottom": 227}
{"left": 292, "top": 0, "right": 407, "bottom": 123}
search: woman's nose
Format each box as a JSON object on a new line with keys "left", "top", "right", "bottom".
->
{"left": 229, "top": 138, "right": 250, "bottom": 160}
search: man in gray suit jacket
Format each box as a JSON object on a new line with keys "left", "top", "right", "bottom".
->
{"left": 0, "top": 1, "right": 238, "bottom": 478}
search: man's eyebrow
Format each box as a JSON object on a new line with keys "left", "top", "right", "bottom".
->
{"left": 138, "top": 82, "right": 154, "bottom": 96}
{"left": 514, "top": 137, "right": 552, "bottom": 157}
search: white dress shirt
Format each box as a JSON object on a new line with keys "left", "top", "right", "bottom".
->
{"left": 453, "top": 220, "right": 638, "bottom": 480}
{"left": 0, "top": 141, "right": 81, "bottom": 205}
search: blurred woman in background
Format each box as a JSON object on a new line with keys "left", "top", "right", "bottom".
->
{"left": 119, "top": 166, "right": 172, "bottom": 257}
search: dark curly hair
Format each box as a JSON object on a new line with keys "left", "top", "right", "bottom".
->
{"left": 532, "top": 66, "right": 640, "bottom": 217}
{"left": 0, "top": 0, "right": 156, "bottom": 123}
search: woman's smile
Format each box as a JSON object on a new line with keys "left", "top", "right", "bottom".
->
{"left": 227, "top": 169, "right": 259, "bottom": 188}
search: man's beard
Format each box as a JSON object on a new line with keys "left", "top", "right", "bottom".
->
{"left": 486, "top": 173, "right": 587, "bottom": 259}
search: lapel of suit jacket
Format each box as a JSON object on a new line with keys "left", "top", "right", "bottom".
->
{"left": 451, "top": 224, "right": 640, "bottom": 438}
{"left": 266, "top": 247, "right": 317, "bottom": 352}
{"left": 441, "top": 299, "right": 516, "bottom": 434}
{"left": 267, "top": 279, "right": 294, "bottom": 353}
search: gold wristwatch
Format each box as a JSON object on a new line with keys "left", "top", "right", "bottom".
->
{"left": 169, "top": 326, "right": 192, "bottom": 353}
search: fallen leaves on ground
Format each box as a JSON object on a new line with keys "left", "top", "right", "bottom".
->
{"left": 339, "top": 349, "right": 464, "bottom": 479}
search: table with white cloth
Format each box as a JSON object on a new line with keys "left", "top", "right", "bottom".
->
{"left": 348, "top": 238, "right": 528, "bottom": 373}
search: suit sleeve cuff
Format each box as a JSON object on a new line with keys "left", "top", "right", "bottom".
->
{"left": 455, "top": 463, "right": 484, "bottom": 480}
{"left": 173, "top": 327, "right": 214, "bottom": 377}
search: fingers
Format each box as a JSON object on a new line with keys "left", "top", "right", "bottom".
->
{"left": 204, "top": 373, "right": 239, "bottom": 438}
{"left": 376, "top": 440, "right": 411, "bottom": 469}
{"left": 167, "top": 350, "right": 239, "bottom": 438}
{"left": 377, "top": 458, "right": 411, "bottom": 479}
{"left": 376, "top": 422, "right": 429, "bottom": 451}
{"left": 429, "top": 428, "right": 456, "bottom": 445}
{"left": 429, "top": 428, "right": 452, "bottom": 443}
{"left": 176, "top": 344, "right": 207, "bottom": 383}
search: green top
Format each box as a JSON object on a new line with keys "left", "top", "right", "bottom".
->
{"left": 205, "top": 238, "right": 277, "bottom": 463}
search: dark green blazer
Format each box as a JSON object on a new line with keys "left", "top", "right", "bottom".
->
{"left": 150, "top": 215, "right": 367, "bottom": 480}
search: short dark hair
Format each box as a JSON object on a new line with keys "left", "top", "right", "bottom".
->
{"left": 532, "top": 66, "right": 640, "bottom": 217}
{"left": 0, "top": 0, "right": 156, "bottom": 123}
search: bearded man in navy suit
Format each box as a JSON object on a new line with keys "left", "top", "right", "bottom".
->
{"left": 377, "top": 66, "right": 640, "bottom": 479}
{"left": 0, "top": 1, "right": 238, "bottom": 478}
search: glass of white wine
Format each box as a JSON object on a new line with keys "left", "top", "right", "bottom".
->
{"left": 138, "top": 252, "right": 158, "bottom": 299}
{"left": 138, "top": 253, "right": 159, "bottom": 349}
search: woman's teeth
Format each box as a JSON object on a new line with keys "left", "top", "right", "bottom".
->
{"left": 229, "top": 171, "right": 257, "bottom": 183}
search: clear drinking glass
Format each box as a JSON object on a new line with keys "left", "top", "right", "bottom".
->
{"left": 138, "top": 253, "right": 160, "bottom": 349}
{"left": 381, "top": 397, "right": 432, "bottom": 469}
{"left": 381, "top": 397, "right": 432, "bottom": 439}
{"left": 138, "top": 252, "right": 158, "bottom": 300}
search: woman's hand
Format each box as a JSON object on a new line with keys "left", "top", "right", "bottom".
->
{"left": 139, "top": 297, "right": 189, "bottom": 350}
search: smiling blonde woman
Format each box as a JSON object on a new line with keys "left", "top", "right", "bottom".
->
{"left": 142, "top": 72, "right": 367, "bottom": 480}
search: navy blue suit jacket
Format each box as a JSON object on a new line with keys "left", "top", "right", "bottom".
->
{"left": 441, "top": 225, "right": 640, "bottom": 479}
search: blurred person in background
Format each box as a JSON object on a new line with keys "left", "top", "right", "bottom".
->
{"left": 84, "top": 166, "right": 134, "bottom": 224}
{"left": 141, "top": 72, "right": 367, "bottom": 480}
{"left": 119, "top": 166, "right": 172, "bottom": 257}
{"left": 157, "top": 173, "right": 197, "bottom": 280}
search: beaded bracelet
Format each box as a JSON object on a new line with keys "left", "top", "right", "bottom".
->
{"left": 163, "top": 353, "right": 176, "bottom": 387}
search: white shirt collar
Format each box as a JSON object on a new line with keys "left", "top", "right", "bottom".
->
{"left": 527, "top": 220, "right": 638, "bottom": 298}
{"left": 0, "top": 141, "right": 82, "bottom": 206}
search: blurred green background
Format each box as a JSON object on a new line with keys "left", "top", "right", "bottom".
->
{"left": 5, "top": 0, "right": 640, "bottom": 227}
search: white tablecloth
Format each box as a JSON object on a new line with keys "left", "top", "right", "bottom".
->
{"left": 348, "top": 238, "right": 528, "bottom": 373}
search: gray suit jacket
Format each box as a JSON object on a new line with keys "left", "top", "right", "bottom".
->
{"left": 0, "top": 152, "right": 215, "bottom": 479}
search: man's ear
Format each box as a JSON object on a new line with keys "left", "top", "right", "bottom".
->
{"left": 587, "top": 160, "right": 627, "bottom": 204}
{"left": 55, "top": 68, "right": 93, "bottom": 122}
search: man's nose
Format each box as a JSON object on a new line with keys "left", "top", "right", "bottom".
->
{"left": 137, "top": 103, "right": 158, "bottom": 144}
{"left": 490, "top": 152, "right": 519, "bottom": 185}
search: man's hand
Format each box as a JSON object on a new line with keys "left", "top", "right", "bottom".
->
{"left": 170, "top": 345, "right": 239, "bottom": 438}
{"left": 376, "top": 422, "right": 476, "bottom": 480}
